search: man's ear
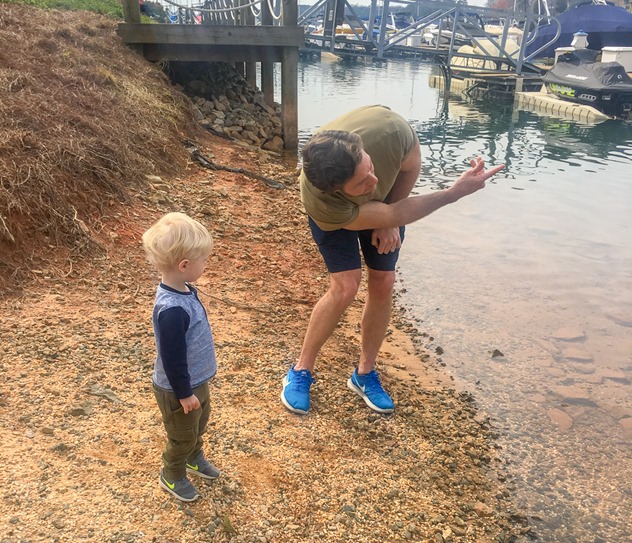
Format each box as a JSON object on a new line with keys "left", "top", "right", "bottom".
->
{"left": 177, "top": 259, "right": 189, "bottom": 272}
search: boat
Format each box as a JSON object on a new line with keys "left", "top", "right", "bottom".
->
{"left": 526, "top": 0, "right": 632, "bottom": 59}
{"left": 483, "top": 17, "right": 524, "bottom": 45}
{"left": 542, "top": 48, "right": 632, "bottom": 118}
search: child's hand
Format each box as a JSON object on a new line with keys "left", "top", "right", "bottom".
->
{"left": 179, "top": 394, "right": 200, "bottom": 414}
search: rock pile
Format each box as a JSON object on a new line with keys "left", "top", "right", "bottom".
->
{"left": 171, "top": 62, "right": 285, "bottom": 152}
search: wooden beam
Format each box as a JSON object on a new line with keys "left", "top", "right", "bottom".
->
{"left": 140, "top": 44, "right": 287, "bottom": 63}
{"left": 242, "top": 0, "right": 257, "bottom": 88}
{"left": 117, "top": 24, "right": 304, "bottom": 47}
{"left": 281, "top": 47, "right": 298, "bottom": 149}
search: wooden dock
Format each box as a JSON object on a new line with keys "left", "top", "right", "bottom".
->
{"left": 118, "top": 0, "right": 303, "bottom": 149}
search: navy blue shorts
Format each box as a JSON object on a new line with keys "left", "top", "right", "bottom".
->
{"left": 308, "top": 217, "right": 405, "bottom": 273}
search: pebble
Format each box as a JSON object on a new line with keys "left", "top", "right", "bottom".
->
{"left": 547, "top": 408, "right": 573, "bottom": 430}
{"left": 552, "top": 327, "right": 586, "bottom": 341}
{"left": 561, "top": 347, "right": 593, "bottom": 362}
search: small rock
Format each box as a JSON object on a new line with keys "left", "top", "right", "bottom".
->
{"left": 552, "top": 327, "right": 585, "bottom": 341}
{"left": 619, "top": 417, "right": 632, "bottom": 431}
{"left": 561, "top": 347, "right": 593, "bottom": 362}
{"left": 548, "top": 407, "right": 573, "bottom": 430}
{"left": 472, "top": 501, "right": 493, "bottom": 517}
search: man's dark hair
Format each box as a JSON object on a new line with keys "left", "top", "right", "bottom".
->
{"left": 301, "top": 130, "right": 363, "bottom": 194}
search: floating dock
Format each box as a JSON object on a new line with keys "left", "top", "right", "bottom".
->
{"left": 514, "top": 89, "right": 612, "bottom": 123}
{"left": 429, "top": 74, "right": 613, "bottom": 123}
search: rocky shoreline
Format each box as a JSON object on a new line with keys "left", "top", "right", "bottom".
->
{"left": 0, "top": 134, "right": 532, "bottom": 543}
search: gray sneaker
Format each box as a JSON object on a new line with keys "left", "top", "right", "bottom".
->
{"left": 159, "top": 470, "right": 199, "bottom": 502}
{"left": 186, "top": 451, "right": 221, "bottom": 480}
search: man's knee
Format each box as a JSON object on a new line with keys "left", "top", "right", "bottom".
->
{"left": 329, "top": 270, "right": 362, "bottom": 305}
{"left": 367, "top": 270, "right": 395, "bottom": 297}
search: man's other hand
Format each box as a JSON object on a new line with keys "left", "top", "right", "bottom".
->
{"left": 371, "top": 227, "right": 402, "bottom": 254}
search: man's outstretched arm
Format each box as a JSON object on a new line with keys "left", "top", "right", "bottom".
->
{"left": 346, "top": 157, "right": 505, "bottom": 231}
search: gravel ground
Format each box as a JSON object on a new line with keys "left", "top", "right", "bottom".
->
{"left": 0, "top": 136, "right": 533, "bottom": 543}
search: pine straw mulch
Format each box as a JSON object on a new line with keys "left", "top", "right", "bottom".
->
{"left": 0, "top": 4, "right": 199, "bottom": 289}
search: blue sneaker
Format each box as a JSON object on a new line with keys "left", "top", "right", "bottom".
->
{"left": 281, "top": 366, "right": 314, "bottom": 414}
{"left": 347, "top": 369, "right": 394, "bottom": 413}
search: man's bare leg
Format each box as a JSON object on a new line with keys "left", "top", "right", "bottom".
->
{"left": 345, "top": 268, "right": 396, "bottom": 413}
{"left": 295, "top": 268, "right": 362, "bottom": 372}
{"left": 358, "top": 269, "right": 395, "bottom": 375}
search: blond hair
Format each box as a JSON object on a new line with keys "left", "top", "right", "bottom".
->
{"left": 142, "top": 212, "right": 213, "bottom": 271}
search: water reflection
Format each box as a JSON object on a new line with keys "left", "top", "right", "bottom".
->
{"left": 413, "top": 101, "right": 632, "bottom": 178}
{"left": 290, "top": 58, "right": 632, "bottom": 543}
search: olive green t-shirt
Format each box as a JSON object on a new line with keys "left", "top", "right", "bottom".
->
{"left": 299, "top": 105, "right": 417, "bottom": 231}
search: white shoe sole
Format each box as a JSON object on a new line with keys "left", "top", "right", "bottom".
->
{"left": 347, "top": 378, "right": 394, "bottom": 414}
{"left": 159, "top": 476, "right": 199, "bottom": 502}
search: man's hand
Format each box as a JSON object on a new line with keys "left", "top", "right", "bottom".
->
{"left": 372, "top": 227, "right": 401, "bottom": 254}
{"left": 449, "top": 157, "right": 505, "bottom": 202}
{"left": 179, "top": 394, "right": 200, "bottom": 414}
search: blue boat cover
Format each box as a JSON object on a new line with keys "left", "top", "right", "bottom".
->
{"left": 526, "top": 3, "right": 632, "bottom": 59}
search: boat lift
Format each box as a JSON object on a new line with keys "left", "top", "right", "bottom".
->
{"left": 299, "top": 0, "right": 561, "bottom": 76}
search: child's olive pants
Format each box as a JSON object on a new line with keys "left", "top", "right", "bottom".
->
{"left": 153, "top": 381, "right": 210, "bottom": 481}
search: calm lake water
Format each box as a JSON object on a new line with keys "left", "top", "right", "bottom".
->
{"left": 275, "top": 57, "right": 632, "bottom": 542}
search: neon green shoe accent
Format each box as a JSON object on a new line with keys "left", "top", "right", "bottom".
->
{"left": 159, "top": 470, "right": 199, "bottom": 502}
{"left": 186, "top": 463, "right": 199, "bottom": 471}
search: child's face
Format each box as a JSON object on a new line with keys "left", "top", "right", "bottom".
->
{"left": 180, "top": 253, "right": 209, "bottom": 283}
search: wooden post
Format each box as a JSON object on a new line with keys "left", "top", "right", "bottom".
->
{"left": 122, "top": 0, "right": 140, "bottom": 24}
{"left": 243, "top": 0, "right": 257, "bottom": 87}
{"left": 282, "top": 0, "right": 298, "bottom": 150}
{"left": 281, "top": 47, "right": 298, "bottom": 150}
{"left": 261, "top": 0, "right": 274, "bottom": 106}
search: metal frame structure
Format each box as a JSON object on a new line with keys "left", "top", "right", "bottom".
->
{"left": 299, "top": 0, "right": 561, "bottom": 75}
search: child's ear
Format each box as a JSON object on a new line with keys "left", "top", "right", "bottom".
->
{"left": 178, "top": 259, "right": 189, "bottom": 272}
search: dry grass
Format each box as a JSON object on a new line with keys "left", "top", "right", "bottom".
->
{"left": 0, "top": 4, "right": 199, "bottom": 289}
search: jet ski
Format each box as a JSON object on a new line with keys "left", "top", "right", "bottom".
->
{"left": 543, "top": 48, "right": 632, "bottom": 118}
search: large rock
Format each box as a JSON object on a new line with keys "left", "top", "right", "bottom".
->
{"left": 262, "top": 136, "right": 284, "bottom": 153}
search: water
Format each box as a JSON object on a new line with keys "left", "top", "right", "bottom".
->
{"left": 281, "top": 56, "right": 632, "bottom": 542}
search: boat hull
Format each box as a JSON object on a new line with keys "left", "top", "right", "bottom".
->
{"left": 544, "top": 82, "right": 632, "bottom": 117}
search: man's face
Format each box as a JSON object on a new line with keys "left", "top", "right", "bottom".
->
{"left": 340, "top": 151, "right": 378, "bottom": 197}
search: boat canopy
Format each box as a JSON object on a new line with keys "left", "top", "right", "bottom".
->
{"left": 526, "top": 3, "right": 632, "bottom": 58}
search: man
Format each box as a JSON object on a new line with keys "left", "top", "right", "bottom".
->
{"left": 281, "top": 105, "right": 504, "bottom": 415}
